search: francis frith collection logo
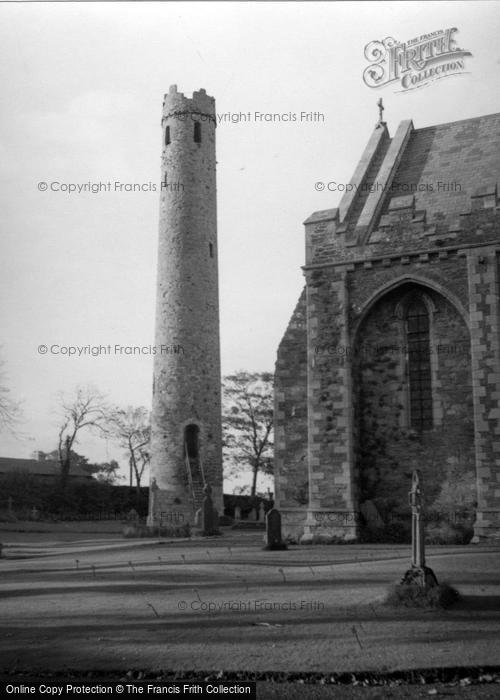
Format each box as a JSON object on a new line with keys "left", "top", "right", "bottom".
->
{"left": 363, "top": 28, "right": 472, "bottom": 91}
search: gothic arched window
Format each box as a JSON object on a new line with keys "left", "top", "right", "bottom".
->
{"left": 406, "top": 298, "right": 433, "bottom": 431}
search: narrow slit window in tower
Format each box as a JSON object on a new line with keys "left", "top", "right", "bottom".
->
{"left": 165, "top": 126, "right": 171, "bottom": 145}
{"left": 194, "top": 121, "right": 202, "bottom": 143}
{"left": 185, "top": 424, "right": 199, "bottom": 459}
{"left": 209, "top": 242, "right": 214, "bottom": 258}
{"left": 406, "top": 299, "right": 432, "bottom": 431}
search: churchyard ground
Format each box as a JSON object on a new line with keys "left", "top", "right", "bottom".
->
{"left": 1, "top": 523, "right": 500, "bottom": 698}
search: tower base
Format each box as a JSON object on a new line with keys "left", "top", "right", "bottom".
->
{"left": 147, "top": 484, "right": 223, "bottom": 529}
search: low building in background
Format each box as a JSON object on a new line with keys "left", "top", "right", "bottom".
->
{"left": 0, "top": 453, "right": 93, "bottom": 481}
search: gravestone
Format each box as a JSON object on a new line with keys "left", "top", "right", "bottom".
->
{"left": 360, "top": 500, "right": 384, "bottom": 533}
{"left": 201, "top": 483, "right": 220, "bottom": 536}
{"left": 263, "top": 508, "right": 287, "bottom": 551}
{"left": 194, "top": 508, "right": 202, "bottom": 528}
{"left": 234, "top": 505, "right": 242, "bottom": 521}
{"left": 259, "top": 502, "right": 266, "bottom": 521}
{"left": 126, "top": 508, "right": 139, "bottom": 522}
{"left": 400, "top": 470, "right": 438, "bottom": 589}
{"left": 31, "top": 507, "right": 39, "bottom": 521}
{"left": 252, "top": 507, "right": 259, "bottom": 521}
{"left": 147, "top": 477, "right": 159, "bottom": 526}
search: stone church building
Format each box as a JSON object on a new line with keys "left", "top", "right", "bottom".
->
{"left": 274, "top": 111, "right": 500, "bottom": 543}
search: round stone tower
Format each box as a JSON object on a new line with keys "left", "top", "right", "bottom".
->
{"left": 148, "top": 85, "right": 223, "bottom": 526}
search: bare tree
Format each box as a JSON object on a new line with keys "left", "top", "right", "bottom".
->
{"left": 222, "top": 371, "right": 274, "bottom": 496}
{"left": 107, "top": 406, "right": 150, "bottom": 493}
{"left": 0, "top": 350, "right": 22, "bottom": 434}
{"left": 57, "top": 385, "right": 110, "bottom": 488}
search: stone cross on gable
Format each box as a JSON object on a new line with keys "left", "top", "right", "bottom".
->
{"left": 377, "top": 98, "right": 384, "bottom": 123}
{"left": 377, "top": 98, "right": 385, "bottom": 124}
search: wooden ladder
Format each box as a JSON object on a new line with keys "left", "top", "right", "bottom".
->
{"left": 185, "top": 445, "right": 206, "bottom": 513}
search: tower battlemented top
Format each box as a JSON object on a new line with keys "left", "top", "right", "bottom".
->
{"left": 162, "top": 85, "right": 216, "bottom": 124}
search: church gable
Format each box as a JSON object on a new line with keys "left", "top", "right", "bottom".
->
{"left": 274, "top": 110, "right": 500, "bottom": 544}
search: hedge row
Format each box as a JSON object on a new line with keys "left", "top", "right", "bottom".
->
{"left": 0, "top": 472, "right": 148, "bottom": 518}
{"left": 0, "top": 472, "right": 272, "bottom": 521}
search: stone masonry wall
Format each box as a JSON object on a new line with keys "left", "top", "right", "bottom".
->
{"left": 302, "top": 267, "right": 357, "bottom": 541}
{"left": 467, "top": 246, "right": 500, "bottom": 541}
{"left": 274, "top": 289, "right": 308, "bottom": 509}
{"left": 351, "top": 283, "right": 475, "bottom": 540}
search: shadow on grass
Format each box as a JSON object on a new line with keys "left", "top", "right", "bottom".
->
{"left": 0, "top": 576, "right": 393, "bottom": 599}
{"left": 453, "top": 594, "right": 500, "bottom": 611}
{"left": 2, "top": 615, "right": 500, "bottom": 673}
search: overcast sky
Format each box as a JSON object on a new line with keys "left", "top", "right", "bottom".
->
{"left": 0, "top": 1, "right": 498, "bottom": 487}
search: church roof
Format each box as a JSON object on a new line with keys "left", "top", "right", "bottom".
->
{"left": 385, "top": 113, "right": 500, "bottom": 225}
{"left": 304, "top": 112, "right": 500, "bottom": 265}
